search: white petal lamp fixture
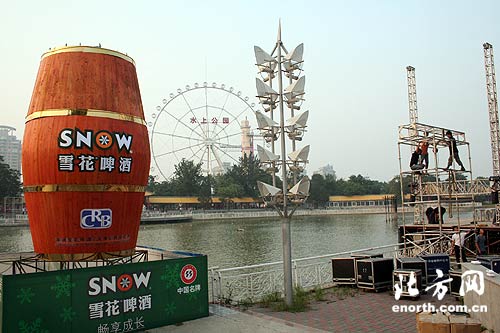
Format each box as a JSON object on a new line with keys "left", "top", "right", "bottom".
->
{"left": 288, "top": 145, "right": 310, "bottom": 172}
{"left": 286, "top": 110, "right": 309, "bottom": 128}
{"left": 257, "top": 144, "right": 280, "bottom": 173}
{"left": 287, "top": 176, "right": 310, "bottom": 204}
{"left": 284, "top": 43, "right": 304, "bottom": 79}
{"left": 256, "top": 78, "right": 279, "bottom": 103}
{"left": 254, "top": 46, "right": 277, "bottom": 66}
{"left": 257, "top": 145, "right": 280, "bottom": 162}
{"left": 286, "top": 111, "right": 309, "bottom": 141}
{"left": 288, "top": 145, "right": 310, "bottom": 162}
{"left": 256, "top": 111, "right": 279, "bottom": 142}
{"left": 284, "top": 76, "right": 305, "bottom": 101}
{"left": 257, "top": 181, "right": 283, "bottom": 206}
{"left": 284, "top": 43, "right": 304, "bottom": 63}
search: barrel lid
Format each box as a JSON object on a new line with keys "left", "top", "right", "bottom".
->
{"left": 41, "top": 45, "right": 135, "bottom": 66}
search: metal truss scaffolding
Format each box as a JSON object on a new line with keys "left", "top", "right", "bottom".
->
{"left": 398, "top": 122, "right": 490, "bottom": 231}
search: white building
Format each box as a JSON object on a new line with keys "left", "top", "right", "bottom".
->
{"left": 0, "top": 126, "right": 21, "bottom": 172}
{"left": 314, "top": 164, "right": 335, "bottom": 178}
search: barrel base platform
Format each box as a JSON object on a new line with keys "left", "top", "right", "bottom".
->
{"left": 0, "top": 245, "right": 197, "bottom": 274}
{"left": 40, "top": 248, "right": 136, "bottom": 262}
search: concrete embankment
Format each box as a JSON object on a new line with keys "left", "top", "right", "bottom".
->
{"left": 190, "top": 207, "right": 393, "bottom": 220}
{"left": 0, "top": 207, "right": 395, "bottom": 226}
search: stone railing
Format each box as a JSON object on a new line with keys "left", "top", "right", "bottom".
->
{"left": 209, "top": 243, "right": 403, "bottom": 304}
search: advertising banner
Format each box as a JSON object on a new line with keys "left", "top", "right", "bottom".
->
{"left": 2, "top": 255, "right": 208, "bottom": 332}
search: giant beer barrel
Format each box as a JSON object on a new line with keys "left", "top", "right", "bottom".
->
{"left": 22, "top": 46, "right": 150, "bottom": 260}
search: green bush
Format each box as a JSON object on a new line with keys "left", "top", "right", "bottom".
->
{"left": 314, "top": 285, "right": 326, "bottom": 301}
{"left": 260, "top": 291, "right": 282, "bottom": 308}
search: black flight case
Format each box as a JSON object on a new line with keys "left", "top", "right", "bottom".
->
{"left": 357, "top": 257, "right": 394, "bottom": 291}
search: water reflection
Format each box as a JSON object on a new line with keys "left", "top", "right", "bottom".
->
{"left": 0, "top": 227, "right": 34, "bottom": 253}
{"left": 0, "top": 214, "right": 400, "bottom": 268}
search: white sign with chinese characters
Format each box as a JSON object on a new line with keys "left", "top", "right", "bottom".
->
{"left": 57, "top": 128, "right": 134, "bottom": 174}
{"left": 394, "top": 269, "right": 485, "bottom": 301}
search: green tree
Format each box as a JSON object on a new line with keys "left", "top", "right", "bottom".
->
{"left": 324, "top": 174, "right": 337, "bottom": 196}
{"left": 147, "top": 175, "right": 177, "bottom": 195}
{"left": 0, "top": 156, "right": 21, "bottom": 199}
{"left": 153, "top": 180, "right": 176, "bottom": 195}
{"left": 238, "top": 154, "right": 272, "bottom": 197}
{"left": 309, "top": 174, "right": 330, "bottom": 207}
{"left": 198, "top": 175, "right": 214, "bottom": 208}
{"left": 171, "top": 159, "right": 205, "bottom": 196}
{"left": 219, "top": 154, "right": 272, "bottom": 198}
{"left": 332, "top": 174, "right": 386, "bottom": 196}
{"left": 385, "top": 174, "right": 412, "bottom": 204}
{"left": 146, "top": 175, "right": 159, "bottom": 193}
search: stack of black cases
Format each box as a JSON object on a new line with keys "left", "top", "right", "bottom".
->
{"left": 419, "top": 254, "right": 450, "bottom": 283}
{"left": 352, "top": 253, "right": 384, "bottom": 286}
{"left": 332, "top": 253, "right": 383, "bottom": 285}
{"left": 392, "top": 269, "right": 422, "bottom": 298}
{"left": 396, "top": 257, "right": 428, "bottom": 287}
{"left": 357, "top": 257, "right": 394, "bottom": 291}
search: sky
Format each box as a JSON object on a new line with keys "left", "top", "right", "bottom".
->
{"left": 1, "top": 0, "right": 499, "bottom": 182}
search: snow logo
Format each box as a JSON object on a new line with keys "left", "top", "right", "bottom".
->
{"left": 88, "top": 271, "right": 151, "bottom": 296}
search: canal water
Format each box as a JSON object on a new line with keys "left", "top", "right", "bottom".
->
{"left": 0, "top": 214, "right": 400, "bottom": 268}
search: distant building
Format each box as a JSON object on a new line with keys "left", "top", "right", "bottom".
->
{"left": 0, "top": 126, "right": 21, "bottom": 172}
{"left": 314, "top": 164, "right": 335, "bottom": 178}
{"left": 328, "top": 194, "right": 396, "bottom": 209}
{"left": 241, "top": 119, "right": 254, "bottom": 158}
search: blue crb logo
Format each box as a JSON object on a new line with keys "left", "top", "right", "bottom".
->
{"left": 80, "top": 209, "right": 112, "bottom": 229}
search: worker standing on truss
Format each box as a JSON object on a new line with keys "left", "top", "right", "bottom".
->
{"left": 444, "top": 130, "right": 466, "bottom": 171}
{"left": 410, "top": 147, "right": 424, "bottom": 171}
{"left": 419, "top": 132, "right": 430, "bottom": 169}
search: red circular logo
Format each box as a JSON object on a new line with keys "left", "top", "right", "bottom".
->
{"left": 95, "top": 131, "right": 113, "bottom": 149}
{"left": 117, "top": 274, "right": 133, "bottom": 292}
{"left": 180, "top": 264, "right": 197, "bottom": 285}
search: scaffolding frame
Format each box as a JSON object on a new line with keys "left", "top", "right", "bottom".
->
{"left": 398, "top": 122, "right": 481, "bottom": 253}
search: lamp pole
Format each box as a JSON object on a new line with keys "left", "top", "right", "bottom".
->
{"left": 275, "top": 24, "right": 293, "bottom": 306}
{"left": 254, "top": 21, "right": 309, "bottom": 307}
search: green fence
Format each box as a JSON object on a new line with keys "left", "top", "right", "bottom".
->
{"left": 2, "top": 255, "right": 208, "bottom": 332}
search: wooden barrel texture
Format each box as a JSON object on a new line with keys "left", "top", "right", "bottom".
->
{"left": 22, "top": 46, "right": 150, "bottom": 260}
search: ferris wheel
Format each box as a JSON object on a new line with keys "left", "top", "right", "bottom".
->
{"left": 150, "top": 82, "right": 259, "bottom": 181}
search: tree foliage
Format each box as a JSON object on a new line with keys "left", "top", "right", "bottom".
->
{"left": 171, "top": 159, "right": 205, "bottom": 196}
{"left": 309, "top": 174, "right": 330, "bottom": 207}
{"left": 0, "top": 157, "right": 22, "bottom": 199}
{"left": 218, "top": 154, "right": 272, "bottom": 198}
{"left": 147, "top": 154, "right": 272, "bottom": 199}
{"left": 147, "top": 162, "right": 490, "bottom": 207}
{"left": 334, "top": 174, "right": 386, "bottom": 196}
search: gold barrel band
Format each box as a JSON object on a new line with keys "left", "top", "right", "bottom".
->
{"left": 41, "top": 46, "right": 135, "bottom": 66}
{"left": 24, "top": 184, "right": 146, "bottom": 193}
{"left": 25, "top": 109, "right": 147, "bottom": 126}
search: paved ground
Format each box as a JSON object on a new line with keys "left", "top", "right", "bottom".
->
{"left": 149, "top": 304, "right": 327, "bottom": 333}
{"left": 149, "top": 288, "right": 460, "bottom": 333}
{"left": 246, "top": 288, "right": 460, "bottom": 333}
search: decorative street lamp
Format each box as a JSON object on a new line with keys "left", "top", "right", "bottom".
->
{"left": 254, "top": 22, "right": 310, "bottom": 306}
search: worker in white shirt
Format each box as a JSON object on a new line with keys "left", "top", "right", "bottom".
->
{"left": 450, "top": 226, "right": 468, "bottom": 263}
